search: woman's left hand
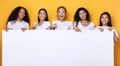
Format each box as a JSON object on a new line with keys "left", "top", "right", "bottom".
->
{"left": 108, "top": 27, "right": 113, "bottom": 31}
{"left": 21, "top": 28, "right": 27, "bottom": 32}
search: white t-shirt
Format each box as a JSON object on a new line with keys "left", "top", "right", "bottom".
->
{"left": 34, "top": 21, "right": 50, "bottom": 30}
{"left": 95, "top": 26, "right": 119, "bottom": 38}
{"left": 52, "top": 20, "right": 73, "bottom": 30}
{"left": 7, "top": 21, "right": 29, "bottom": 30}
{"left": 74, "top": 21, "right": 94, "bottom": 30}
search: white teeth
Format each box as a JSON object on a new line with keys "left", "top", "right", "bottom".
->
{"left": 60, "top": 16, "right": 63, "bottom": 17}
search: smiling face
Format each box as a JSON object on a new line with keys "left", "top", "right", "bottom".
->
{"left": 57, "top": 8, "right": 66, "bottom": 21}
{"left": 18, "top": 8, "right": 25, "bottom": 20}
{"left": 79, "top": 10, "right": 87, "bottom": 20}
{"left": 38, "top": 10, "right": 46, "bottom": 21}
{"left": 101, "top": 14, "right": 109, "bottom": 26}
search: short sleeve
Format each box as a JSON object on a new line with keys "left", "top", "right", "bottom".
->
{"left": 52, "top": 20, "right": 57, "bottom": 25}
{"left": 7, "top": 21, "right": 14, "bottom": 30}
{"left": 95, "top": 26, "right": 99, "bottom": 30}
{"left": 21, "top": 22, "right": 29, "bottom": 30}
{"left": 69, "top": 22, "right": 73, "bottom": 30}
{"left": 89, "top": 22, "right": 95, "bottom": 30}
{"left": 73, "top": 22, "right": 77, "bottom": 27}
{"left": 7, "top": 22, "right": 11, "bottom": 28}
{"left": 26, "top": 23, "right": 29, "bottom": 30}
{"left": 113, "top": 27, "right": 119, "bottom": 38}
{"left": 46, "top": 21, "right": 51, "bottom": 27}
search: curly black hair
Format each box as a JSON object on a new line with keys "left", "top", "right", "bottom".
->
{"left": 74, "top": 7, "right": 90, "bottom": 26}
{"left": 7, "top": 6, "right": 30, "bottom": 24}
{"left": 99, "top": 12, "right": 112, "bottom": 27}
{"left": 38, "top": 8, "right": 49, "bottom": 23}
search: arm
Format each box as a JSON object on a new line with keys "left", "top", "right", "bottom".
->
{"left": 32, "top": 23, "right": 38, "bottom": 30}
{"left": 73, "top": 22, "right": 81, "bottom": 32}
{"left": 21, "top": 22, "right": 29, "bottom": 31}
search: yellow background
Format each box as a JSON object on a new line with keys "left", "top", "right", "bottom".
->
{"left": 0, "top": 0, "right": 120, "bottom": 66}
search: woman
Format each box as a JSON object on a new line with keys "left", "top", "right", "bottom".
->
{"left": 51, "top": 6, "right": 73, "bottom": 30}
{"left": 32, "top": 8, "right": 51, "bottom": 30}
{"left": 73, "top": 7, "right": 94, "bottom": 31}
{"left": 6, "top": 6, "right": 30, "bottom": 31}
{"left": 95, "top": 12, "right": 119, "bottom": 43}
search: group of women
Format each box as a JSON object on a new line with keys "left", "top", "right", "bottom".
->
{"left": 5, "top": 6, "right": 119, "bottom": 43}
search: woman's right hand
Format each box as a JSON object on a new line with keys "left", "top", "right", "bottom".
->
{"left": 32, "top": 24, "right": 37, "bottom": 29}
{"left": 5, "top": 28, "right": 9, "bottom": 32}
{"left": 52, "top": 24, "right": 57, "bottom": 30}
{"left": 21, "top": 28, "right": 27, "bottom": 32}
{"left": 47, "top": 26, "right": 53, "bottom": 30}
{"left": 98, "top": 28, "right": 104, "bottom": 32}
{"left": 108, "top": 27, "right": 113, "bottom": 31}
{"left": 73, "top": 26, "right": 81, "bottom": 32}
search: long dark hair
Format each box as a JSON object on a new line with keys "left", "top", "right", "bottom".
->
{"left": 38, "top": 8, "right": 49, "bottom": 23}
{"left": 74, "top": 7, "right": 90, "bottom": 26}
{"left": 99, "top": 12, "right": 112, "bottom": 27}
{"left": 7, "top": 6, "right": 30, "bottom": 24}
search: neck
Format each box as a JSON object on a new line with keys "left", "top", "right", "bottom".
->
{"left": 39, "top": 20, "right": 44, "bottom": 23}
{"left": 103, "top": 24, "right": 107, "bottom": 26}
{"left": 81, "top": 19, "right": 87, "bottom": 22}
{"left": 17, "top": 18, "right": 22, "bottom": 22}
{"left": 59, "top": 19, "right": 65, "bottom": 22}
{"left": 80, "top": 20, "right": 89, "bottom": 23}
{"left": 38, "top": 20, "right": 44, "bottom": 26}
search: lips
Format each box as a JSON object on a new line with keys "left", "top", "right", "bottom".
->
{"left": 102, "top": 21, "right": 107, "bottom": 23}
{"left": 19, "top": 15, "right": 25, "bottom": 19}
{"left": 80, "top": 15, "right": 86, "bottom": 19}
{"left": 39, "top": 16, "right": 45, "bottom": 20}
{"left": 59, "top": 15, "right": 65, "bottom": 18}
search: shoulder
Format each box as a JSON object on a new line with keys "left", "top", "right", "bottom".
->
{"left": 22, "top": 21, "right": 29, "bottom": 24}
{"left": 112, "top": 27, "right": 117, "bottom": 31}
{"left": 65, "top": 20, "right": 72, "bottom": 22}
{"left": 45, "top": 21, "right": 50, "bottom": 23}
{"left": 34, "top": 22, "right": 38, "bottom": 24}
{"left": 52, "top": 20, "right": 58, "bottom": 22}
{"left": 73, "top": 21, "right": 77, "bottom": 24}
{"left": 95, "top": 26, "right": 110, "bottom": 29}
{"left": 7, "top": 21, "right": 12, "bottom": 24}
{"left": 95, "top": 26, "right": 101, "bottom": 29}
{"left": 7, "top": 20, "right": 16, "bottom": 25}
{"left": 89, "top": 22, "right": 94, "bottom": 26}
{"left": 74, "top": 21, "right": 77, "bottom": 23}
{"left": 52, "top": 20, "right": 59, "bottom": 24}
{"left": 65, "top": 20, "right": 73, "bottom": 24}
{"left": 89, "top": 22, "right": 94, "bottom": 25}
{"left": 44, "top": 21, "right": 51, "bottom": 24}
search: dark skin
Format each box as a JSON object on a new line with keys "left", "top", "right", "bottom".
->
{"left": 5, "top": 8, "right": 28, "bottom": 32}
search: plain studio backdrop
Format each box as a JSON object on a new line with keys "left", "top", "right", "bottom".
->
{"left": 0, "top": 0, "right": 120, "bottom": 66}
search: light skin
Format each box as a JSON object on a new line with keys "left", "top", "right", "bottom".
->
{"left": 52, "top": 8, "right": 66, "bottom": 29}
{"left": 79, "top": 10, "right": 87, "bottom": 20}
{"left": 57, "top": 8, "right": 66, "bottom": 22}
{"left": 38, "top": 10, "right": 46, "bottom": 23}
{"left": 99, "top": 14, "right": 118, "bottom": 43}
{"left": 101, "top": 14, "right": 109, "bottom": 26}
{"left": 33, "top": 10, "right": 50, "bottom": 30}
{"left": 99, "top": 14, "right": 112, "bottom": 32}
{"left": 33, "top": 10, "right": 46, "bottom": 29}
{"left": 74, "top": 10, "right": 90, "bottom": 32}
